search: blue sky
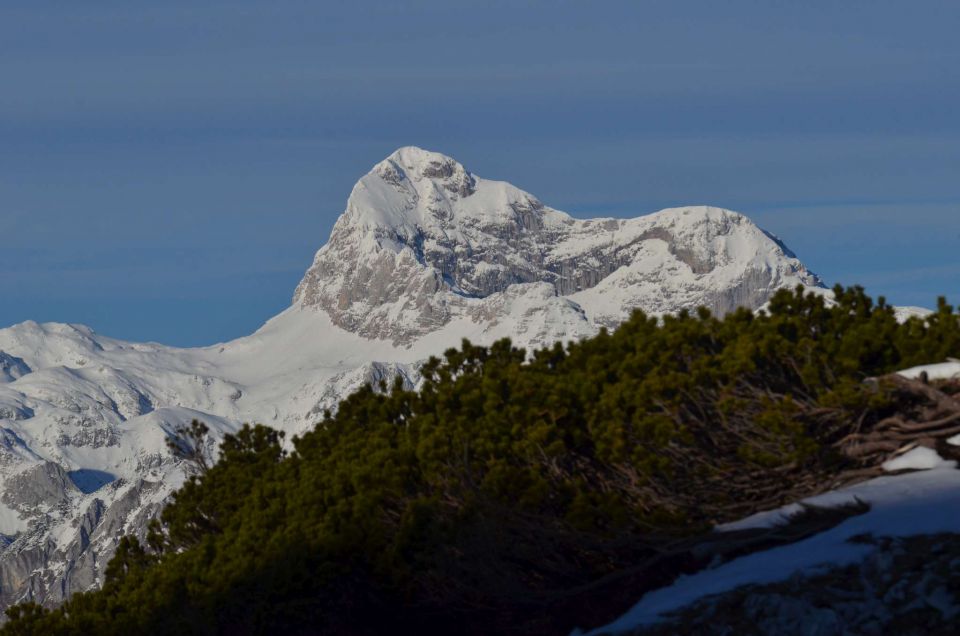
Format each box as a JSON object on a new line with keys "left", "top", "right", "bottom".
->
{"left": 2, "top": 0, "right": 958, "bottom": 346}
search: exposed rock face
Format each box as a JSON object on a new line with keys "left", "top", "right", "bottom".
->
{"left": 0, "top": 354, "right": 30, "bottom": 384}
{"left": 2, "top": 462, "right": 76, "bottom": 511}
{"left": 294, "top": 147, "right": 821, "bottom": 344}
{"left": 0, "top": 146, "right": 825, "bottom": 615}
{"left": 0, "top": 475, "right": 167, "bottom": 611}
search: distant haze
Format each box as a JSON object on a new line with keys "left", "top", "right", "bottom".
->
{"left": 2, "top": 0, "right": 958, "bottom": 345}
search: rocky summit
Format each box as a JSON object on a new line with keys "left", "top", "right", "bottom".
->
{"left": 295, "top": 146, "right": 821, "bottom": 344}
{"left": 0, "top": 147, "right": 822, "bottom": 612}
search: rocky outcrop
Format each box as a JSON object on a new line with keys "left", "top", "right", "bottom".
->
{"left": 0, "top": 354, "right": 30, "bottom": 384}
{"left": 2, "top": 462, "right": 76, "bottom": 511}
{"left": 0, "top": 476, "right": 168, "bottom": 610}
{"left": 294, "top": 147, "right": 821, "bottom": 344}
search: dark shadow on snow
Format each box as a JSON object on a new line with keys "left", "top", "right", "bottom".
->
{"left": 68, "top": 469, "right": 116, "bottom": 494}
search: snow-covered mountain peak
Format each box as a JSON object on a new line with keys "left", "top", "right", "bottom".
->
{"left": 337, "top": 145, "right": 549, "bottom": 237}
{"left": 294, "top": 149, "right": 821, "bottom": 344}
{"left": 379, "top": 146, "right": 474, "bottom": 193}
{"left": 0, "top": 147, "right": 845, "bottom": 612}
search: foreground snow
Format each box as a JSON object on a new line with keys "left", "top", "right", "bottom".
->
{"left": 584, "top": 455, "right": 960, "bottom": 634}
{"left": 898, "top": 360, "right": 960, "bottom": 382}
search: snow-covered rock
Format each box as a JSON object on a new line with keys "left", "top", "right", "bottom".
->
{"left": 587, "top": 457, "right": 960, "bottom": 634}
{"left": 898, "top": 361, "right": 960, "bottom": 382}
{"left": 0, "top": 146, "right": 826, "bottom": 611}
{"left": 294, "top": 147, "right": 821, "bottom": 343}
{"left": 882, "top": 446, "right": 952, "bottom": 472}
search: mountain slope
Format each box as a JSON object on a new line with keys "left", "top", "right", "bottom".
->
{"left": 295, "top": 147, "right": 820, "bottom": 342}
{"left": 3, "top": 285, "right": 959, "bottom": 636}
{"left": 0, "top": 147, "right": 824, "bottom": 611}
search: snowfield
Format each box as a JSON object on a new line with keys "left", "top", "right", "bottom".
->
{"left": 582, "top": 439, "right": 960, "bottom": 634}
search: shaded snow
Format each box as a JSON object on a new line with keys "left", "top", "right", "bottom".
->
{"left": 67, "top": 469, "right": 116, "bottom": 494}
{"left": 586, "top": 456, "right": 960, "bottom": 634}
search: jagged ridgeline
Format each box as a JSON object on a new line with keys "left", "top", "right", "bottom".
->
{"left": 5, "top": 286, "right": 960, "bottom": 636}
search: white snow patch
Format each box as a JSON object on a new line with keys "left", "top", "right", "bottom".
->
{"left": 585, "top": 465, "right": 960, "bottom": 634}
{"left": 897, "top": 361, "right": 960, "bottom": 382}
{"left": 882, "top": 446, "right": 950, "bottom": 472}
{"left": 0, "top": 502, "right": 26, "bottom": 536}
{"left": 894, "top": 306, "right": 934, "bottom": 322}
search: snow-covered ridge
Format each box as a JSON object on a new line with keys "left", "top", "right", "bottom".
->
{"left": 294, "top": 147, "right": 822, "bottom": 343}
{"left": 0, "top": 146, "right": 825, "bottom": 611}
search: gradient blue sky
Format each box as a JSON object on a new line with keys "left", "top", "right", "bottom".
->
{"left": 2, "top": 1, "right": 958, "bottom": 346}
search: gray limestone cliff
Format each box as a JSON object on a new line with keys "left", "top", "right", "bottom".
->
{"left": 294, "top": 147, "right": 822, "bottom": 344}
